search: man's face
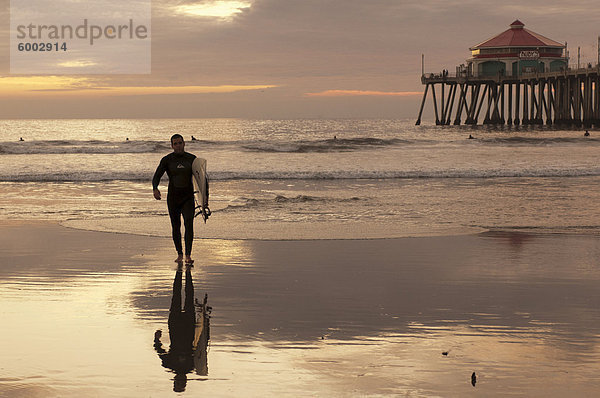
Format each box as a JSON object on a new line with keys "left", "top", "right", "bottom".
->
{"left": 171, "top": 137, "right": 185, "bottom": 153}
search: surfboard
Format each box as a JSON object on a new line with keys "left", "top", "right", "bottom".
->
{"left": 191, "top": 157, "right": 210, "bottom": 222}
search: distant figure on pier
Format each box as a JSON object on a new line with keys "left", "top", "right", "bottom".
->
{"left": 468, "top": 134, "right": 475, "bottom": 139}
{"left": 584, "top": 130, "right": 590, "bottom": 137}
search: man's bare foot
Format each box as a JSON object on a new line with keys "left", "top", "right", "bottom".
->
{"left": 175, "top": 254, "right": 183, "bottom": 263}
{"left": 185, "top": 256, "right": 194, "bottom": 265}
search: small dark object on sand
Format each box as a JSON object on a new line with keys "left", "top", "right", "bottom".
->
{"left": 442, "top": 351, "right": 448, "bottom": 356}
{"left": 471, "top": 372, "right": 477, "bottom": 386}
{"left": 584, "top": 131, "right": 590, "bottom": 137}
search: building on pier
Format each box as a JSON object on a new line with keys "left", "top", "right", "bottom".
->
{"left": 415, "top": 21, "right": 600, "bottom": 127}
{"left": 468, "top": 20, "right": 567, "bottom": 77}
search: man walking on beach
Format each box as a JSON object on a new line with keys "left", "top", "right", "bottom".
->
{"left": 153, "top": 134, "right": 197, "bottom": 264}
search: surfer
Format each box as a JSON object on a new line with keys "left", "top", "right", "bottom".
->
{"left": 19, "top": 137, "right": 24, "bottom": 141}
{"left": 152, "top": 134, "right": 197, "bottom": 264}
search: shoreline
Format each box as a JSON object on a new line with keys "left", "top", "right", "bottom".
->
{"left": 5, "top": 219, "right": 600, "bottom": 243}
{"left": 34, "top": 217, "right": 600, "bottom": 241}
{"left": 61, "top": 216, "right": 487, "bottom": 241}
{"left": 1, "top": 218, "right": 487, "bottom": 248}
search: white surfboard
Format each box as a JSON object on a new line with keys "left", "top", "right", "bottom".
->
{"left": 191, "top": 157, "right": 209, "bottom": 222}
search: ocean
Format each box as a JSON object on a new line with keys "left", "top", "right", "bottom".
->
{"left": 3, "top": 119, "right": 600, "bottom": 397}
{"left": 1, "top": 118, "right": 599, "bottom": 238}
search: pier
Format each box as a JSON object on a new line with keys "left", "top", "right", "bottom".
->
{"left": 416, "top": 66, "right": 600, "bottom": 127}
{"left": 416, "top": 20, "right": 600, "bottom": 127}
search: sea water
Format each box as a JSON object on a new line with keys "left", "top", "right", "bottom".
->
{"left": 1, "top": 118, "right": 599, "bottom": 238}
{"left": 3, "top": 119, "right": 600, "bottom": 397}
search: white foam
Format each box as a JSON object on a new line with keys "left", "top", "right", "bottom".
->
{"left": 62, "top": 216, "right": 486, "bottom": 240}
{"left": 3, "top": 167, "right": 600, "bottom": 182}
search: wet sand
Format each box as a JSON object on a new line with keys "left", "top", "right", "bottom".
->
{"left": 1, "top": 221, "right": 600, "bottom": 397}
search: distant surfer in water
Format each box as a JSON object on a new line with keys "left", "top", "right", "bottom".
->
{"left": 153, "top": 134, "right": 197, "bottom": 264}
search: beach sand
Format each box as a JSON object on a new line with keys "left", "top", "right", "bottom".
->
{"left": 1, "top": 221, "right": 600, "bottom": 397}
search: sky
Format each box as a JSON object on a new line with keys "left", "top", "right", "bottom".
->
{"left": 1, "top": 0, "right": 600, "bottom": 119}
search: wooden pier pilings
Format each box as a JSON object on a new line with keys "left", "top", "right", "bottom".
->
{"left": 416, "top": 67, "right": 600, "bottom": 127}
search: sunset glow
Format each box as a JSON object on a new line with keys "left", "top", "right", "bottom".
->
{"left": 0, "top": 77, "right": 276, "bottom": 97}
{"left": 175, "top": 1, "right": 251, "bottom": 18}
{"left": 57, "top": 60, "right": 98, "bottom": 68}
{"left": 306, "top": 90, "right": 423, "bottom": 97}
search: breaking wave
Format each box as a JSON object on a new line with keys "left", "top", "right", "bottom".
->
{"left": 0, "top": 137, "right": 415, "bottom": 155}
{"left": 3, "top": 167, "right": 600, "bottom": 182}
{"left": 474, "top": 136, "right": 600, "bottom": 146}
{"left": 219, "top": 195, "right": 362, "bottom": 212}
{"left": 2, "top": 135, "right": 591, "bottom": 156}
{"left": 0, "top": 139, "right": 223, "bottom": 154}
{"left": 241, "top": 137, "right": 412, "bottom": 153}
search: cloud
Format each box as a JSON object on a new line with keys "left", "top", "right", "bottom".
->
{"left": 306, "top": 90, "right": 422, "bottom": 97}
{"left": 0, "top": 76, "right": 277, "bottom": 96}
{"left": 102, "top": 84, "right": 277, "bottom": 96}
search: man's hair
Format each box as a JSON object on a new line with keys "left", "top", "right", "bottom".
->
{"left": 170, "top": 134, "right": 184, "bottom": 144}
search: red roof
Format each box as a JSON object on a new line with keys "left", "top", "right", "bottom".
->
{"left": 470, "top": 20, "right": 564, "bottom": 50}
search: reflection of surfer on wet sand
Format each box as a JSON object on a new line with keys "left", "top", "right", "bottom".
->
{"left": 154, "top": 266, "right": 211, "bottom": 392}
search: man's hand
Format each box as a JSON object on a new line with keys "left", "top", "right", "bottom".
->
{"left": 153, "top": 189, "right": 161, "bottom": 200}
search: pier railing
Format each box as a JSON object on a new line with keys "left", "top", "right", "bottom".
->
{"left": 422, "top": 64, "right": 600, "bottom": 83}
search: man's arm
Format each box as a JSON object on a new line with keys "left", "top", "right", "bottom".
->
{"left": 152, "top": 157, "right": 167, "bottom": 200}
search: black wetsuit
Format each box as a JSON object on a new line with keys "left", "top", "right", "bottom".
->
{"left": 152, "top": 152, "right": 196, "bottom": 255}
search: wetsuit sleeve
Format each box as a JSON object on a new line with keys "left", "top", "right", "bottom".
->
{"left": 152, "top": 156, "right": 167, "bottom": 190}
